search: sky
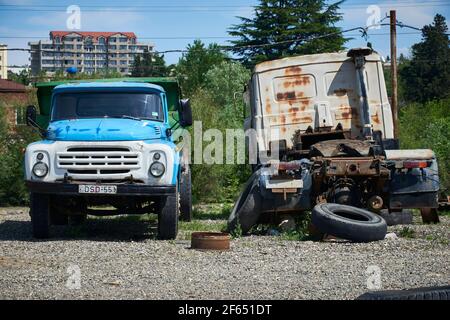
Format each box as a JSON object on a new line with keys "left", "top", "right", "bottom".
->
{"left": 1, "top": 0, "right": 449, "bottom": 72}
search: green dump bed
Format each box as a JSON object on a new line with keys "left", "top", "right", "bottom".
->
{"left": 35, "top": 77, "right": 181, "bottom": 128}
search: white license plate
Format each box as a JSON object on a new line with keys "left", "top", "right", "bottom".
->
{"left": 78, "top": 185, "right": 117, "bottom": 194}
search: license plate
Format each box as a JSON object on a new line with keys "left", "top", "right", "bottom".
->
{"left": 78, "top": 185, "right": 117, "bottom": 194}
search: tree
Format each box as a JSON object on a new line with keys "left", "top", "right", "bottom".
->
{"left": 7, "top": 69, "right": 31, "bottom": 85}
{"left": 229, "top": 0, "right": 346, "bottom": 66}
{"left": 131, "top": 51, "right": 168, "bottom": 77}
{"left": 176, "top": 40, "right": 227, "bottom": 96}
{"left": 400, "top": 14, "right": 450, "bottom": 103}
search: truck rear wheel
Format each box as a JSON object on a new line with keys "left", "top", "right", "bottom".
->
{"left": 179, "top": 168, "right": 192, "bottom": 222}
{"left": 158, "top": 190, "right": 179, "bottom": 240}
{"left": 30, "top": 193, "right": 50, "bottom": 239}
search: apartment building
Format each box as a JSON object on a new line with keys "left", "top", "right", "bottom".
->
{"left": 29, "top": 31, "right": 154, "bottom": 76}
{"left": 0, "top": 44, "right": 7, "bottom": 79}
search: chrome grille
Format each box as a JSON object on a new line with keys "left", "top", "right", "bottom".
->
{"left": 57, "top": 147, "right": 141, "bottom": 175}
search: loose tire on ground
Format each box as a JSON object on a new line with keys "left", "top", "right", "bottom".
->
{"left": 158, "top": 189, "right": 179, "bottom": 240}
{"left": 357, "top": 285, "right": 450, "bottom": 300}
{"left": 227, "top": 172, "right": 262, "bottom": 235}
{"left": 30, "top": 192, "right": 50, "bottom": 239}
{"left": 312, "top": 203, "right": 387, "bottom": 242}
{"left": 179, "top": 167, "right": 192, "bottom": 222}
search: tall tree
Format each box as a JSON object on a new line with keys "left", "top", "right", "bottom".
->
{"left": 131, "top": 51, "right": 168, "bottom": 77}
{"left": 400, "top": 14, "right": 450, "bottom": 103}
{"left": 176, "top": 40, "right": 227, "bottom": 96}
{"left": 229, "top": 0, "right": 346, "bottom": 66}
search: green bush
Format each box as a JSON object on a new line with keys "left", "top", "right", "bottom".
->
{"left": 399, "top": 98, "right": 450, "bottom": 194}
{"left": 0, "top": 105, "right": 40, "bottom": 206}
{"left": 189, "top": 61, "right": 252, "bottom": 203}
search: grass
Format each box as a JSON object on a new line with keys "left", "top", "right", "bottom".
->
{"left": 179, "top": 220, "right": 227, "bottom": 232}
{"left": 398, "top": 226, "right": 416, "bottom": 239}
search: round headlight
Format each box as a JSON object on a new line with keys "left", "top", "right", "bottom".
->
{"left": 153, "top": 152, "right": 161, "bottom": 160}
{"left": 33, "top": 162, "right": 48, "bottom": 177}
{"left": 37, "top": 152, "right": 44, "bottom": 161}
{"left": 150, "top": 161, "right": 165, "bottom": 177}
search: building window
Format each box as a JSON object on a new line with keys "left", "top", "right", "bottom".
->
{"left": 98, "top": 37, "right": 105, "bottom": 44}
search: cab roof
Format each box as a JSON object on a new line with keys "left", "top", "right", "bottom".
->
{"left": 34, "top": 77, "right": 181, "bottom": 128}
{"left": 53, "top": 81, "right": 165, "bottom": 93}
{"left": 254, "top": 50, "right": 382, "bottom": 73}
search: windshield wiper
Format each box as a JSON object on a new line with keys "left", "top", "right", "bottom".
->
{"left": 106, "top": 115, "right": 142, "bottom": 121}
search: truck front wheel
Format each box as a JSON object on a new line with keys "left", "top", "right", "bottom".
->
{"left": 158, "top": 190, "right": 179, "bottom": 240}
{"left": 30, "top": 193, "right": 50, "bottom": 239}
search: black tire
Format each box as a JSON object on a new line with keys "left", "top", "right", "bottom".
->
{"left": 69, "top": 215, "right": 87, "bottom": 225}
{"left": 179, "top": 167, "right": 192, "bottom": 222}
{"left": 312, "top": 203, "right": 387, "bottom": 242}
{"left": 357, "top": 285, "right": 450, "bottom": 300}
{"left": 158, "top": 189, "right": 179, "bottom": 240}
{"left": 30, "top": 192, "right": 50, "bottom": 239}
{"left": 227, "top": 172, "right": 262, "bottom": 235}
{"left": 49, "top": 202, "right": 69, "bottom": 226}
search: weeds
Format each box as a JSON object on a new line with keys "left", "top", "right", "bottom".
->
{"left": 399, "top": 226, "right": 416, "bottom": 238}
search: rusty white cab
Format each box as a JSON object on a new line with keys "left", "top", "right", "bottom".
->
{"left": 235, "top": 48, "right": 440, "bottom": 231}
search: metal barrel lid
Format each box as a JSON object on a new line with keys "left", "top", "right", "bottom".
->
{"left": 190, "top": 232, "right": 231, "bottom": 250}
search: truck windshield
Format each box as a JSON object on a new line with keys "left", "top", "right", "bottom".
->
{"left": 51, "top": 92, "right": 164, "bottom": 122}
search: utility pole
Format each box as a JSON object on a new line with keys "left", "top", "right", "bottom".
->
{"left": 390, "top": 10, "right": 399, "bottom": 140}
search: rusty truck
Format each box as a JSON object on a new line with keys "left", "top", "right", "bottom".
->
{"left": 228, "top": 48, "right": 440, "bottom": 241}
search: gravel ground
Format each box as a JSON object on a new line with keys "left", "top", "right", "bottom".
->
{"left": 0, "top": 207, "right": 449, "bottom": 300}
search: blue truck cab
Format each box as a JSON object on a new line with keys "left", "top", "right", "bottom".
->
{"left": 24, "top": 79, "right": 193, "bottom": 239}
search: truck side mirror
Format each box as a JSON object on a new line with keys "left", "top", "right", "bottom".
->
{"left": 26, "top": 105, "right": 37, "bottom": 127}
{"left": 179, "top": 99, "right": 193, "bottom": 127}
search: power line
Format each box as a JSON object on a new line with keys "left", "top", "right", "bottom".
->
{"left": 0, "top": 22, "right": 433, "bottom": 54}
{"left": 0, "top": 1, "right": 449, "bottom": 12}
{"left": 0, "top": 32, "right": 426, "bottom": 40}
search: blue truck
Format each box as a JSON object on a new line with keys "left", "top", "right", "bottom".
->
{"left": 24, "top": 78, "right": 192, "bottom": 240}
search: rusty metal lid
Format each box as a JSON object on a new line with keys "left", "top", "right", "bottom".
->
{"left": 191, "top": 232, "right": 231, "bottom": 251}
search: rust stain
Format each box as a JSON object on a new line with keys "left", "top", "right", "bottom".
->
{"left": 291, "top": 116, "right": 313, "bottom": 123}
{"left": 277, "top": 91, "right": 296, "bottom": 100}
{"left": 371, "top": 112, "right": 381, "bottom": 124}
{"left": 335, "top": 105, "right": 357, "bottom": 120}
{"left": 283, "top": 76, "right": 311, "bottom": 88}
{"left": 280, "top": 114, "right": 286, "bottom": 124}
{"left": 276, "top": 91, "right": 304, "bottom": 101}
{"left": 300, "top": 100, "right": 310, "bottom": 110}
{"left": 288, "top": 107, "right": 300, "bottom": 113}
{"left": 285, "top": 66, "right": 302, "bottom": 75}
{"left": 265, "top": 98, "right": 271, "bottom": 113}
{"left": 281, "top": 127, "right": 287, "bottom": 133}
